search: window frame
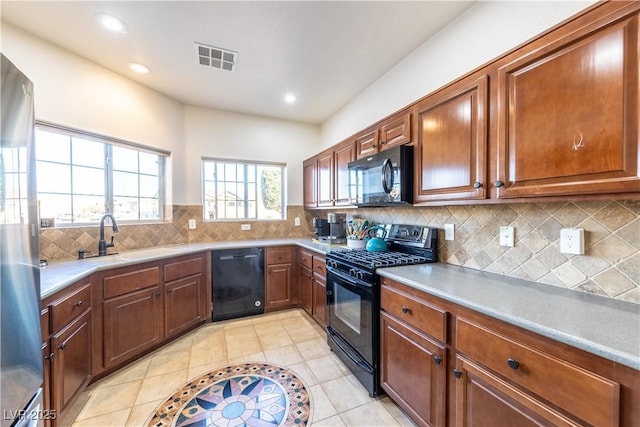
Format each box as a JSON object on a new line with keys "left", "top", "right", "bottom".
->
{"left": 201, "top": 157, "right": 286, "bottom": 222}
{"left": 35, "top": 121, "right": 169, "bottom": 226}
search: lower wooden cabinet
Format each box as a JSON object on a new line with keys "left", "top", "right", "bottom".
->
{"left": 381, "top": 311, "right": 446, "bottom": 427}
{"left": 165, "top": 275, "right": 203, "bottom": 337}
{"left": 103, "top": 286, "right": 163, "bottom": 369}
{"left": 51, "top": 309, "right": 92, "bottom": 418}
{"left": 312, "top": 273, "right": 327, "bottom": 327}
{"left": 454, "top": 356, "right": 579, "bottom": 427}
{"left": 297, "top": 265, "right": 313, "bottom": 315}
{"left": 265, "top": 247, "right": 297, "bottom": 311}
{"left": 297, "top": 248, "right": 327, "bottom": 327}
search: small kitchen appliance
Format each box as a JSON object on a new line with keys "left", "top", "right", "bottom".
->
{"left": 365, "top": 226, "right": 388, "bottom": 252}
{"left": 321, "top": 213, "right": 347, "bottom": 245}
{"left": 312, "top": 217, "right": 330, "bottom": 239}
{"left": 325, "top": 224, "right": 438, "bottom": 397}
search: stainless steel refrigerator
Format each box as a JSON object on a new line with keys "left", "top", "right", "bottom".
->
{"left": 1, "top": 54, "right": 44, "bottom": 427}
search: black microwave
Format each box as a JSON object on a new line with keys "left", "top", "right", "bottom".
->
{"left": 348, "top": 145, "right": 413, "bottom": 207}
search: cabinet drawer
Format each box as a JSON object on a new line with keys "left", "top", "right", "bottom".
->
{"left": 456, "top": 318, "right": 619, "bottom": 427}
{"left": 381, "top": 283, "right": 446, "bottom": 342}
{"left": 103, "top": 267, "right": 160, "bottom": 299}
{"left": 50, "top": 284, "right": 91, "bottom": 333}
{"left": 312, "top": 256, "right": 326, "bottom": 277}
{"left": 299, "top": 249, "right": 313, "bottom": 269}
{"left": 164, "top": 256, "right": 203, "bottom": 282}
{"left": 266, "top": 248, "right": 294, "bottom": 264}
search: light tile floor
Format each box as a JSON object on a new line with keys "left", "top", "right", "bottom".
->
{"left": 62, "top": 309, "right": 416, "bottom": 427}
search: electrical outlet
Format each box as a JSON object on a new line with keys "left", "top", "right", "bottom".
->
{"left": 188, "top": 219, "right": 196, "bottom": 230}
{"left": 499, "top": 226, "right": 515, "bottom": 247}
{"left": 444, "top": 224, "right": 455, "bottom": 241}
{"left": 560, "top": 228, "right": 584, "bottom": 254}
{"left": 294, "top": 217, "right": 301, "bottom": 226}
{"left": 241, "top": 224, "right": 251, "bottom": 231}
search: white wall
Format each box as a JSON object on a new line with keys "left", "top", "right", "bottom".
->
{"left": 320, "top": 1, "right": 598, "bottom": 148}
{"left": 1, "top": 23, "right": 320, "bottom": 206}
{"left": 183, "top": 106, "right": 319, "bottom": 206}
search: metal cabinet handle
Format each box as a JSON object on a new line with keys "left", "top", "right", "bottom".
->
{"left": 473, "top": 181, "right": 482, "bottom": 189}
{"left": 155, "top": 292, "right": 161, "bottom": 297}
{"left": 494, "top": 180, "right": 504, "bottom": 188}
{"left": 453, "top": 369, "right": 463, "bottom": 379}
{"left": 401, "top": 306, "right": 410, "bottom": 314}
{"left": 507, "top": 358, "right": 520, "bottom": 370}
{"left": 73, "top": 300, "right": 83, "bottom": 308}
{"left": 58, "top": 343, "right": 67, "bottom": 350}
{"left": 433, "top": 356, "right": 442, "bottom": 365}
{"left": 167, "top": 288, "right": 173, "bottom": 293}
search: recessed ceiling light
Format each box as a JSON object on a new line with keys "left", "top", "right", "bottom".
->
{"left": 129, "top": 63, "right": 150, "bottom": 74}
{"left": 96, "top": 13, "right": 128, "bottom": 34}
{"left": 284, "top": 93, "right": 297, "bottom": 104}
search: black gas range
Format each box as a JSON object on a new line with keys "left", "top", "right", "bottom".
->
{"left": 325, "top": 224, "right": 438, "bottom": 397}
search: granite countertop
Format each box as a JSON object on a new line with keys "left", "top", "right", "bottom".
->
{"left": 40, "top": 238, "right": 339, "bottom": 299}
{"left": 377, "top": 263, "right": 640, "bottom": 371}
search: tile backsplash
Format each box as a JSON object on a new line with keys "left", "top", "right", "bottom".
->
{"left": 344, "top": 200, "right": 639, "bottom": 304}
{"left": 40, "top": 201, "right": 638, "bottom": 304}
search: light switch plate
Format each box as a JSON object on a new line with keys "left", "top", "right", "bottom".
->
{"left": 444, "top": 224, "right": 455, "bottom": 241}
{"left": 294, "top": 217, "right": 301, "bottom": 226}
{"left": 241, "top": 224, "right": 251, "bottom": 231}
{"left": 188, "top": 219, "right": 196, "bottom": 230}
{"left": 499, "top": 226, "right": 515, "bottom": 247}
{"left": 560, "top": 228, "right": 584, "bottom": 254}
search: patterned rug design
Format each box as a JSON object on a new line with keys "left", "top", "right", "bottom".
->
{"left": 147, "top": 363, "right": 311, "bottom": 427}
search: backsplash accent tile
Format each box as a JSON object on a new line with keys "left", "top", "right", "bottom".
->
{"left": 328, "top": 200, "right": 639, "bottom": 304}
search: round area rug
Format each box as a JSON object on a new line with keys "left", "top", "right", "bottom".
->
{"left": 147, "top": 363, "right": 311, "bottom": 427}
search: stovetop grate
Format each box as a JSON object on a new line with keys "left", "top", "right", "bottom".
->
{"left": 328, "top": 249, "right": 428, "bottom": 269}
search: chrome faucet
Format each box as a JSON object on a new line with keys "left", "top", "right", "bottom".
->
{"left": 98, "top": 213, "right": 119, "bottom": 256}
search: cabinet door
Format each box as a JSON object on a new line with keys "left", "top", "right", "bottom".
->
{"left": 496, "top": 11, "right": 640, "bottom": 198}
{"left": 317, "top": 150, "right": 335, "bottom": 207}
{"left": 303, "top": 157, "right": 318, "bottom": 208}
{"left": 381, "top": 311, "right": 446, "bottom": 427}
{"left": 454, "top": 356, "right": 579, "bottom": 427}
{"left": 414, "top": 75, "right": 488, "bottom": 202}
{"left": 334, "top": 141, "right": 356, "bottom": 206}
{"left": 42, "top": 342, "right": 52, "bottom": 427}
{"left": 312, "top": 274, "right": 327, "bottom": 327}
{"left": 380, "top": 111, "right": 412, "bottom": 151}
{"left": 103, "top": 287, "right": 163, "bottom": 368}
{"left": 356, "top": 128, "right": 380, "bottom": 159}
{"left": 51, "top": 309, "right": 92, "bottom": 417}
{"left": 165, "top": 275, "right": 202, "bottom": 337}
{"left": 298, "top": 266, "right": 313, "bottom": 316}
{"left": 266, "top": 263, "right": 294, "bottom": 311}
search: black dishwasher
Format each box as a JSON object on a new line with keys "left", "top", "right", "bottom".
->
{"left": 211, "top": 247, "right": 264, "bottom": 321}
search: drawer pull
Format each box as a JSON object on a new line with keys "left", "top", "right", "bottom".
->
{"left": 507, "top": 358, "right": 520, "bottom": 370}
{"left": 453, "top": 369, "right": 463, "bottom": 379}
{"left": 73, "top": 300, "right": 83, "bottom": 308}
{"left": 401, "top": 306, "right": 410, "bottom": 314}
{"left": 433, "top": 356, "right": 442, "bottom": 365}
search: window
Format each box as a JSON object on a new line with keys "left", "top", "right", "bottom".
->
{"left": 35, "top": 123, "right": 167, "bottom": 225}
{"left": 202, "top": 158, "right": 285, "bottom": 221}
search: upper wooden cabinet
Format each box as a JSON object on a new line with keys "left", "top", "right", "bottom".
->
{"left": 355, "top": 110, "right": 412, "bottom": 159}
{"left": 414, "top": 74, "right": 488, "bottom": 203}
{"left": 303, "top": 140, "right": 356, "bottom": 208}
{"left": 495, "top": 3, "right": 640, "bottom": 198}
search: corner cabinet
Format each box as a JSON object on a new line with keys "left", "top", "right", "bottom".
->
{"left": 164, "top": 254, "right": 208, "bottom": 338}
{"left": 495, "top": 3, "right": 640, "bottom": 198}
{"left": 414, "top": 74, "right": 488, "bottom": 203}
{"left": 303, "top": 140, "right": 356, "bottom": 208}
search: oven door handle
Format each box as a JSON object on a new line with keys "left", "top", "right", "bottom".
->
{"left": 326, "top": 265, "right": 372, "bottom": 288}
{"left": 327, "top": 327, "right": 373, "bottom": 373}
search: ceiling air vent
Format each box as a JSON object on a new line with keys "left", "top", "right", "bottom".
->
{"left": 195, "top": 42, "right": 237, "bottom": 71}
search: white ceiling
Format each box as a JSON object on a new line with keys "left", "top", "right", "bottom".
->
{"left": 1, "top": 1, "right": 474, "bottom": 124}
